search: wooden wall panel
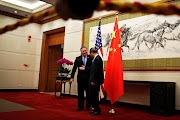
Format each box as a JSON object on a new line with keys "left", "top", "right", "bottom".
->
{"left": 47, "top": 32, "right": 64, "bottom": 46}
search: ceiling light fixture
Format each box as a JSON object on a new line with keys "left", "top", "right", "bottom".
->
{"left": 2, "top": 0, "right": 46, "bottom": 9}
{"left": 14, "top": 10, "right": 18, "bottom": 13}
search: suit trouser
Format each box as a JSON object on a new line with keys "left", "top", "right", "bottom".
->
{"left": 89, "top": 84, "right": 101, "bottom": 112}
{"left": 78, "top": 81, "right": 90, "bottom": 109}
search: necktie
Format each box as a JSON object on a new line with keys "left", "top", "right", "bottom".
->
{"left": 83, "top": 57, "right": 86, "bottom": 66}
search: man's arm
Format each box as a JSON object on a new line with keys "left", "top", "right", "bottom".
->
{"left": 71, "top": 57, "right": 78, "bottom": 78}
{"left": 70, "top": 57, "right": 78, "bottom": 83}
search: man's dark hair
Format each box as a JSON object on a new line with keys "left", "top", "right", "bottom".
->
{"left": 90, "top": 47, "right": 97, "bottom": 53}
{"left": 80, "top": 46, "right": 87, "bottom": 51}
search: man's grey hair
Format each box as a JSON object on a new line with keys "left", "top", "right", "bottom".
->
{"left": 80, "top": 46, "right": 87, "bottom": 51}
{"left": 90, "top": 47, "right": 97, "bottom": 53}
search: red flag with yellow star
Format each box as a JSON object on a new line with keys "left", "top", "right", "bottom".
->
{"left": 104, "top": 17, "right": 124, "bottom": 105}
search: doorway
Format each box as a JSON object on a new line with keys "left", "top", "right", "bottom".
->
{"left": 38, "top": 27, "right": 65, "bottom": 92}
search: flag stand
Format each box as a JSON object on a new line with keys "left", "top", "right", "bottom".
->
{"left": 109, "top": 108, "right": 116, "bottom": 113}
{"left": 108, "top": 105, "right": 116, "bottom": 113}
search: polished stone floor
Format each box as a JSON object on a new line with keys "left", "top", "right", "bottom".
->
{"left": 0, "top": 98, "right": 35, "bottom": 112}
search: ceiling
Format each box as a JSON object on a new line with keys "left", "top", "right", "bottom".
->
{"left": 0, "top": 0, "right": 171, "bottom": 20}
{"left": 0, "top": 0, "right": 56, "bottom": 18}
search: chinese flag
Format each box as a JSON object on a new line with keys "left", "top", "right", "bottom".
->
{"left": 104, "top": 17, "right": 124, "bottom": 105}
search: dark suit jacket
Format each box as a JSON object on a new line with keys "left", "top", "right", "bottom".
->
{"left": 71, "top": 55, "right": 93, "bottom": 83}
{"left": 89, "top": 55, "right": 104, "bottom": 85}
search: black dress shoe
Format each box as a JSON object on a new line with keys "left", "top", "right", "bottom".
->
{"left": 76, "top": 108, "right": 84, "bottom": 111}
{"left": 91, "top": 112, "right": 100, "bottom": 115}
{"left": 89, "top": 111, "right": 94, "bottom": 114}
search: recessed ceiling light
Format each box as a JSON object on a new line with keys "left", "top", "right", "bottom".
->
{"left": 14, "top": 11, "right": 18, "bottom": 13}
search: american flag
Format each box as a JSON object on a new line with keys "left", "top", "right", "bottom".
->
{"left": 95, "top": 19, "right": 105, "bottom": 101}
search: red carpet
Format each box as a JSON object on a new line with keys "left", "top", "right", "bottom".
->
{"left": 0, "top": 92, "right": 179, "bottom": 120}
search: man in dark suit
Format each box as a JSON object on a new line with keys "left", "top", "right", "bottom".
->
{"left": 89, "top": 47, "right": 104, "bottom": 115}
{"left": 70, "top": 46, "right": 93, "bottom": 111}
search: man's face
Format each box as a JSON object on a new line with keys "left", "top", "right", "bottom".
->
{"left": 81, "top": 48, "right": 87, "bottom": 56}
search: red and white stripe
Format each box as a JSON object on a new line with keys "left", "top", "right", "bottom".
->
{"left": 99, "top": 83, "right": 105, "bottom": 100}
{"left": 97, "top": 47, "right": 103, "bottom": 59}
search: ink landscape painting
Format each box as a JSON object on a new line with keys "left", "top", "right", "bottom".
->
{"left": 89, "top": 14, "right": 180, "bottom": 60}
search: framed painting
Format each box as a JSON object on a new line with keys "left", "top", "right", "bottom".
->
{"left": 82, "top": 0, "right": 180, "bottom": 71}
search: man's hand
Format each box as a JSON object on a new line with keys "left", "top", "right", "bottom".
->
{"left": 79, "top": 65, "right": 85, "bottom": 70}
{"left": 70, "top": 78, "right": 74, "bottom": 83}
{"left": 91, "top": 82, "right": 95, "bottom": 86}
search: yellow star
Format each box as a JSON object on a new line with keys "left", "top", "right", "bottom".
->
{"left": 114, "top": 48, "right": 117, "bottom": 52}
{"left": 118, "top": 44, "right": 121, "bottom": 48}
{"left": 112, "top": 30, "right": 116, "bottom": 39}
{"left": 110, "top": 47, "right": 113, "bottom": 51}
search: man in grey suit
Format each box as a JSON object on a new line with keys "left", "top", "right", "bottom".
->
{"left": 89, "top": 47, "right": 104, "bottom": 115}
{"left": 70, "top": 46, "right": 93, "bottom": 111}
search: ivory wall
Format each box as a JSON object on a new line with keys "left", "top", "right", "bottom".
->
{"left": 0, "top": 15, "right": 42, "bottom": 89}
